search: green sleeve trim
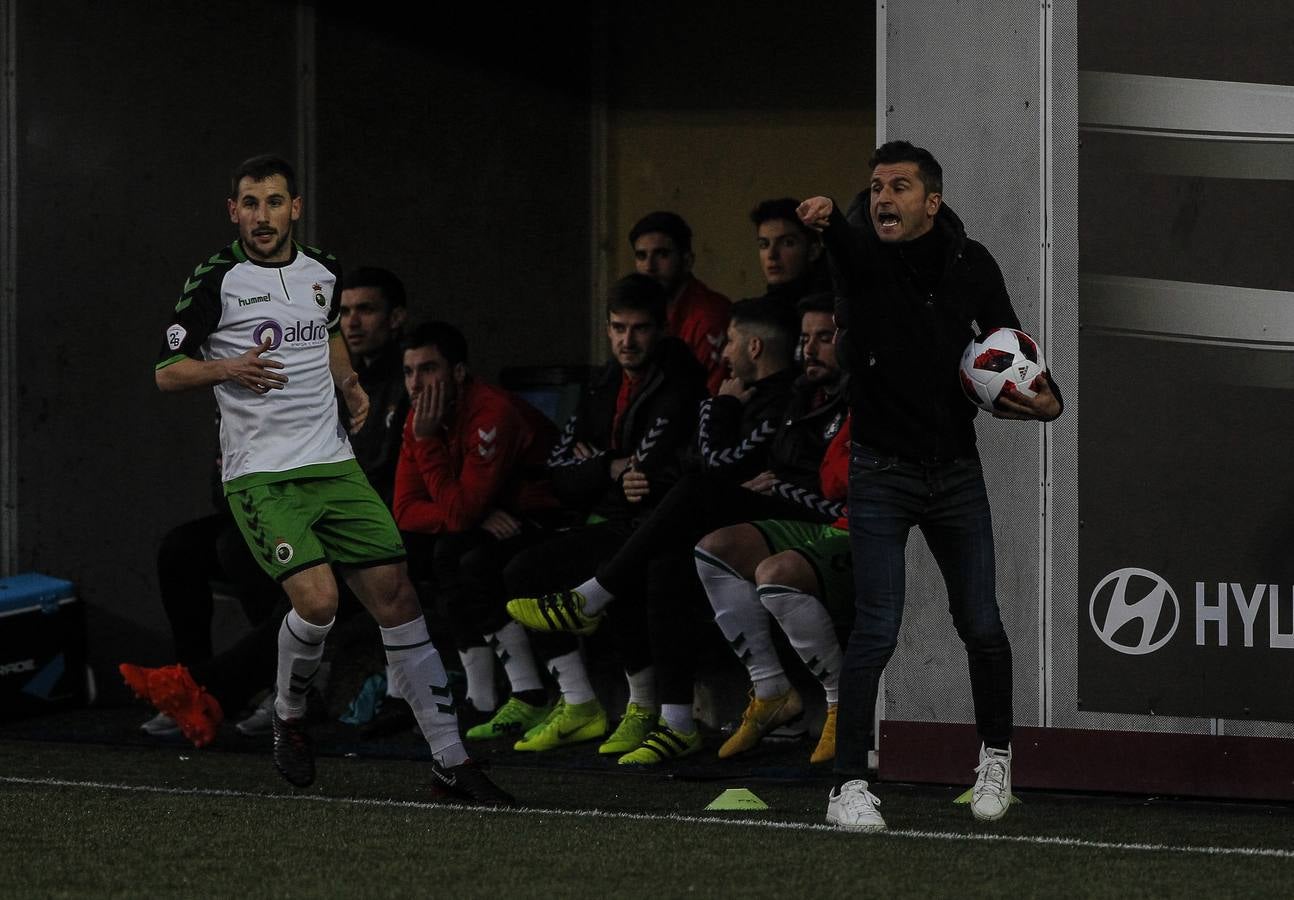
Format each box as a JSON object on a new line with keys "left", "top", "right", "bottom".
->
{"left": 230, "top": 239, "right": 247, "bottom": 263}
{"left": 155, "top": 353, "right": 188, "bottom": 371}
{"left": 298, "top": 241, "right": 337, "bottom": 262}
{"left": 176, "top": 248, "right": 235, "bottom": 312}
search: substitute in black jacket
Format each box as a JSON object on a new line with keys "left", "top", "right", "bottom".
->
{"left": 500, "top": 274, "right": 708, "bottom": 758}
{"left": 798, "top": 140, "right": 1062, "bottom": 833}
{"left": 762, "top": 295, "right": 851, "bottom": 499}
{"left": 548, "top": 329, "right": 707, "bottom": 525}
{"left": 506, "top": 295, "right": 854, "bottom": 765}
{"left": 693, "top": 296, "right": 797, "bottom": 483}
{"left": 341, "top": 266, "right": 410, "bottom": 506}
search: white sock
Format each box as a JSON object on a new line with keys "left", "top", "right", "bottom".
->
{"left": 456, "top": 646, "right": 497, "bottom": 711}
{"left": 483, "top": 621, "right": 544, "bottom": 695}
{"left": 384, "top": 664, "right": 399, "bottom": 698}
{"left": 274, "top": 609, "right": 332, "bottom": 720}
{"left": 624, "top": 665, "right": 657, "bottom": 711}
{"left": 696, "top": 552, "right": 789, "bottom": 699}
{"left": 661, "top": 702, "right": 695, "bottom": 735}
{"left": 382, "top": 616, "right": 467, "bottom": 768}
{"left": 759, "top": 584, "right": 844, "bottom": 705}
{"left": 575, "top": 577, "right": 614, "bottom": 615}
{"left": 547, "top": 649, "right": 595, "bottom": 705}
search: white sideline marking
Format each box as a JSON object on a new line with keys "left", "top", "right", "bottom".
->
{"left": 2, "top": 775, "right": 1291, "bottom": 860}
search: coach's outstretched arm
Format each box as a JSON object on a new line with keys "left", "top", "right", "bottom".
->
{"left": 155, "top": 334, "right": 287, "bottom": 394}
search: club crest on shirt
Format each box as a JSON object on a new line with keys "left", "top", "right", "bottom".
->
{"left": 166, "top": 324, "right": 187, "bottom": 350}
{"left": 823, "top": 411, "right": 845, "bottom": 440}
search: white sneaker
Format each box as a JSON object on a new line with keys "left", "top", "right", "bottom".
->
{"left": 236, "top": 693, "right": 276, "bottom": 737}
{"left": 826, "top": 779, "right": 887, "bottom": 832}
{"left": 140, "top": 712, "right": 181, "bottom": 737}
{"left": 971, "top": 743, "right": 1012, "bottom": 821}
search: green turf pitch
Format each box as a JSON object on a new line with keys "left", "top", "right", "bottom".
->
{"left": 0, "top": 740, "right": 1292, "bottom": 898}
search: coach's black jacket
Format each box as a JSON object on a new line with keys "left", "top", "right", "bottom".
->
{"left": 821, "top": 197, "right": 1062, "bottom": 461}
{"left": 548, "top": 336, "right": 707, "bottom": 523}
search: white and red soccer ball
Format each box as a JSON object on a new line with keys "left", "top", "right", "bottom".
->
{"left": 959, "top": 328, "right": 1047, "bottom": 413}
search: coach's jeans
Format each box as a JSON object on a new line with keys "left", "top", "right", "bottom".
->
{"left": 834, "top": 443, "right": 1013, "bottom": 778}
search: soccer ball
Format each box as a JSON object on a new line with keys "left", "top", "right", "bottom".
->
{"left": 959, "top": 328, "right": 1047, "bottom": 412}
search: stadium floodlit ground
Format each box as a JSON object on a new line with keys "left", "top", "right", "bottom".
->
{"left": 1, "top": 708, "right": 1292, "bottom": 898}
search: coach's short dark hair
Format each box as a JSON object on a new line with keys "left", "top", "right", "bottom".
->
{"left": 797, "top": 292, "right": 835, "bottom": 316}
{"left": 606, "top": 273, "right": 668, "bottom": 327}
{"left": 230, "top": 154, "right": 298, "bottom": 198}
{"left": 402, "top": 321, "right": 468, "bottom": 367}
{"left": 868, "top": 140, "right": 943, "bottom": 196}
{"left": 343, "top": 266, "right": 407, "bottom": 310}
{"left": 749, "top": 197, "right": 811, "bottom": 235}
{"left": 628, "top": 211, "right": 693, "bottom": 256}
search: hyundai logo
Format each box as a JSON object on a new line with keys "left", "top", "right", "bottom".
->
{"left": 1089, "top": 567, "right": 1180, "bottom": 656}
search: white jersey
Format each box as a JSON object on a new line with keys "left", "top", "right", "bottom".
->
{"left": 157, "top": 240, "right": 353, "bottom": 490}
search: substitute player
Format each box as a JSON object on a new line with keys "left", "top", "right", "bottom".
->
{"left": 134, "top": 154, "right": 511, "bottom": 805}
{"left": 694, "top": 414, "right": 852, "bottom": 765}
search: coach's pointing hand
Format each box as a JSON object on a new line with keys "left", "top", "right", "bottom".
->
{"left": 797, "top": 196, "right": 834, "bottom": 232}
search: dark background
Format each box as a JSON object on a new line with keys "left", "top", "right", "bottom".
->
{"left": 9, "top": 0, "right": 875, "bottom": 678}
{"left": 13, "top": 1, "right": 594, "bottom": 673}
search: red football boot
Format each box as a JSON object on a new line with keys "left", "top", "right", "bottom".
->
{"left": 119, "top": 663, "right": 224, "bottom": 748}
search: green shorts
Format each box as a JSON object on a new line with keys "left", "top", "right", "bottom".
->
{"left": 750, "top": 519, "right": 854, "bottom": 624}
{"left": 227, "top": 466, "right": 406, "bottom": 582}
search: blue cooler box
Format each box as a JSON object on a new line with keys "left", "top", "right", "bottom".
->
{"left": 0, "top": 573, "right": 86, "bottom": 719}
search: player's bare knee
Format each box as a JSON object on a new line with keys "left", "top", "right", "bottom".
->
{"left": 755, "top": 552, "right": 814, "bottom": 594}
{"left": 293, "top": 591, "right": 338, "bottom": 626}
{"left": 365, "top": 575, "right": 421, "bottom": 627}
{"left": 283, "top": 566, "right": 339, "bottom": 624}
{"left": 696, "top": 526, "right": 738, "bottom": 560}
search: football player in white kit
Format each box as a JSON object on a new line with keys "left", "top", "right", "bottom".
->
{"left": 135, "top": 155, "right": 512, "bottom": 805}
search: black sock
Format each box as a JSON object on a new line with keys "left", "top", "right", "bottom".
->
{"left": 515, "top": 688, "right": 548, "bottom": 707}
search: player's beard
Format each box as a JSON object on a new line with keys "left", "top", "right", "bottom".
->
{"left": 802, "top": 358, "right": 839, "bottom": 387}
{"left": 244, "top": 227, "right": 292, "bottom": 262}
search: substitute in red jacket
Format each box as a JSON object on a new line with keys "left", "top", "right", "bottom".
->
{"left": 393, "top": 321, "right": 581, "bottom": 741}
{"left": 393, "top": 325, "right": 556, "bottom": 534}
{"left": 629, "top": 211, "right": 731, "bottom": 394}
